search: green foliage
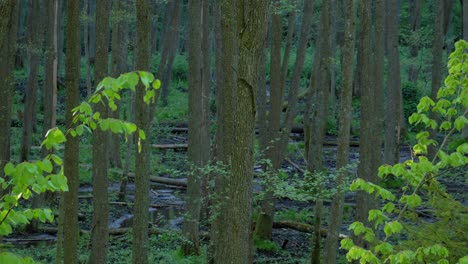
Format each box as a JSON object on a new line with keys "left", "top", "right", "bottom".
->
{"left": 401, "top": 82, "right": 419, "bottom": 120}
{"left": 343, "top": 40, "right": 468, "bottom": 263}
{"left": 255, "top": 239, "right": 280, "bottom": 252}
{"left": 1, "top": 71, "right": 161, "bottom": 263}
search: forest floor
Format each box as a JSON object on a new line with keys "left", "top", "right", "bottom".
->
{"left": 5, "top": 124, "right": 468, "bottom": 263}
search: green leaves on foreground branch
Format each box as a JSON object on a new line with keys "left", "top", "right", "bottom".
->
{"left": 71, "top": 71, "right": 161, "bottom": 152}
{"left": 343, "top": 40, "right": 468, "bottom": 263}
{"left": 0, "top": 71, "right": 161, "bottom": 263}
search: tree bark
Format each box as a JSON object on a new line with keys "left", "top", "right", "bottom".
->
{"left": 88, "top": 0, "right": 111, "bottom": 263}
{"left": 428, "top": 1, "right": 445, "bottom": 159}
{"left": 308, "top": 1, "right": 331, "bottom": 262}
{"left": 132, "top": 0, "right": 151, "bottom": 263}
{"left": 323, "top": 1, "right": 357, "bottom": 262}
{"left": 255, "top": 0, "right": 315, "bottom": 241}
{"left": 384, "top": 0, "right": 402, "bottom": 165}
{"left": 182, "top": 0, "right": 211, "bottom": 255}
{"left": 0, "top": 0, "right": 17, "bottom": 197}
{"left": 212, "top": 0, "right": 268, "bottom": 263}
{"left": 62, "top": 0, "right": 81, "bottom": 263}
{"left": 355, "top": 0, "right": 376, "bottom": 245}
{"left": 407, "top": 0, "right": 422, "bottom": 83}
{"left": 20, "top": 0, "right": 43, "bottom": 162}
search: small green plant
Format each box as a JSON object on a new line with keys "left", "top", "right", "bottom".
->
{"left": 341, "top": 40, "right": 468, "bottom": 263}
{"left": 255, "top": 239, "right": 280, "bottom": 252}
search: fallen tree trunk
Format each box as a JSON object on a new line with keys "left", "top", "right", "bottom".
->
{"left": 80, "top": 164, "right": 188, "bottom": 187}
{"left": 272, "top": 220, "right": 348, "bottom": 239}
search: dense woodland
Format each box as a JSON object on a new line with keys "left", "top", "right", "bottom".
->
{"left": 0, "top": 0, "right": 467, "bottom": 263}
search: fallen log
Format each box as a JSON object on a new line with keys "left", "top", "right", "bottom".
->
{"left": 272, "top": 220, "right": 348, "bottom": 239}
{"left": 79, "top": 164, "right": 188, "bottom": 187}
{"left": 152, "top": 144, "right": 188, "bottom": 149}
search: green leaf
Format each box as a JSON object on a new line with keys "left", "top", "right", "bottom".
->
{"left": 42, "top": 159, "right": 53, "bottom": 173}
{"left": 100, "top": 119, "right": 110, "bottom": 131}
{"left": 383, "top": 221, "right": 402, "bottom": 237}
{"left": 138, "top": 71, "right": 154, "bottom": 88}
{"left": 4, "top": 163, "right": 15, "bottom": 176}
{"left": 138, "top": 129, "right": 146, "bottom": 140}
{"left": 0, "top": 252, "right": 23, "bottom": 264}
{"left": 454, "top": 116, "right": 467, "bottom": 131}
{"left": 152, "top": 79, "right": 161, "bottom": 89}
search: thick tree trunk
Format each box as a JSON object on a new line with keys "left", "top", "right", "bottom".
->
{"left": 384, "top": 1, "right": 402, "bottom": 165}
{"left": 182, "top": 0, "right": 210, "bottom": 255}
{"left": 62, "top": 1, "right": 81, "bottom": 263}
{"left": 0, "top": 0, "right": 17, "bottom": 197}
{"left": 323, "top": 1, "right": 357, "bottom": 262}
{"left": 88, "top": 0, "right": 111, "bottom": 263}
{"left": 84, "top": 0, "right": 92, "bottom": 97}
{"left": 212, "top": 1, "right": 268, "bottom": 263}
{"left": 132, "top": 0, "right": 151, "bottom": 263}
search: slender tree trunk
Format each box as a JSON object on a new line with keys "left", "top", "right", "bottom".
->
{"left": 160, "top": 0, "right": 182, "bottom": 107}
{"left": 88, "top": 0, "right": 111, "bottom": 263}
{"left": 20, "top": 0, "right": 42, "bottom": 162}
{"left": 428, "top": 1, "right": 445, "bottom": 159}
{"left": 255, "top": 0, "right": 315, "bottom": 240}
{"left": 212, "top": 0, "right": 268, "bottom": 262}
{"left": 88, "top": 0, "right": 96, "bottom": 62}
{"left": 57, "top": 0, "right": 65, "bottom": 77}
{"left": 0, "top": 0, "right": 18, "bottom": 197}
{"left": 182, "top": 0, "right": 210, "bottom": 255}
{"left": 462, "top": 0, "right": 468, "bottom": 139}
{"left": 355, "top": 0, "right": 374, "bottom": 244}
{"left": 407, "top": 0, "right": 422, "bottom": 83}
{"left": 132, "top": 0, "right": 151, "bottom": 263}
{"left": 62, "top": 0, "right": 81, "bottom": 263}
{"left": 84, "top": 0, "right": 92, "bottom": 97}
{"left": 384, "top": 0, "right": 402, "bottom": 165}
{"left": 323, "top": 0, "right": 357, "bottom": 262}
{"left": 308, "top": 1, "right": 331, "bottom": 262}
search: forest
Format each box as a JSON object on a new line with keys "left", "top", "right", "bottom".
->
{"left": 0, "top": 0, "right": 467, "bottom": 263}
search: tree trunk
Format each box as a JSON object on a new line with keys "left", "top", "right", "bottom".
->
{"left": 0, "top": 0, "right": 18, "bottom": 197}
{"left": 255, "top": 0, "right": 315, "bottom": 241}
{"left": 308, "top": 0, "right": 331, "bottom": 262}
{"left": 84, "top": 0, "right": 92, "bottom": 97}
{"left": 355, "top": 0, "right": 376, "bottom": 245}
{"left": 384, "top": 0, "right": 402, "bottom": 165}
{"left": 323, "top": 0, "right": 357, "bottom": 262}
{"left": 182, "top": 0, "right": 210, "bottom": 255}
{"left": 62, "top": 0, "right": 81, "bottom": 263}
{"left": 159, "top": 0, "right": 182, "bottom": 107}
{"left": 462, "top": 0, "right": 468, "bottom": 139}
{"left": 88, "top": 0, "right": 111, "bottom": 263}
{"left": 407, "top": 0, "right": 422, "bottom": 83}
{"left": 20, "top": 0, "right": 42, "bottom": 162}
{"left": 212, "top": 0, "right": 268, "bottom": 263}
{"left": 428, "top": 1, "right": 445, "bottom": 159}
{"left": 132, "top": 0, "right": 151, "bottom": 263}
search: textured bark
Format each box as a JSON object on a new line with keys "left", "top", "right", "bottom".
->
{"left": 20, "top": 0, "right": 42, "bottom": 162}
{"left": 428, "top": 1, "right": 445, "bottom": 159}
{"left": 88, "top": 0, "right": 111, "bottom": 263}
{"left": 159, "top": 0, "right": 182, "bottom": 107}
{"left": 308, "top": 1, "right": 331, "bottom": 262}
{"left": 355, "top": 0, "right": 375, "bottom": 243}
{"left": 0, "top": 0, "right": 17, "bottom": 195}
{"left": 323, "top": 1, "right": 357, "bottom": 262}
{"left": 84, "top": 0, "right": 92, "bottom": 97}
{"left": 384, "top": 1, "right": 402, "bottom": 165}
{"left": 212, "top": 0, "right": 268, "bottom": 263}
{"left": 255, "top": 0, "right": 314, "bottom": 241}
{"left": 407, "top": 0, "right": 422, "bottom": 83}
{"left": 62, "top": 0, "right": 80, "bottom": 263}
{"left": 132, "top": 0, "right": 151, "bottom": 263}
{"left": 182, "top": 0, "right": 211, "bottom": 255}
{"left": 463, "top": 0, "right": 468, "bottom": 139}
